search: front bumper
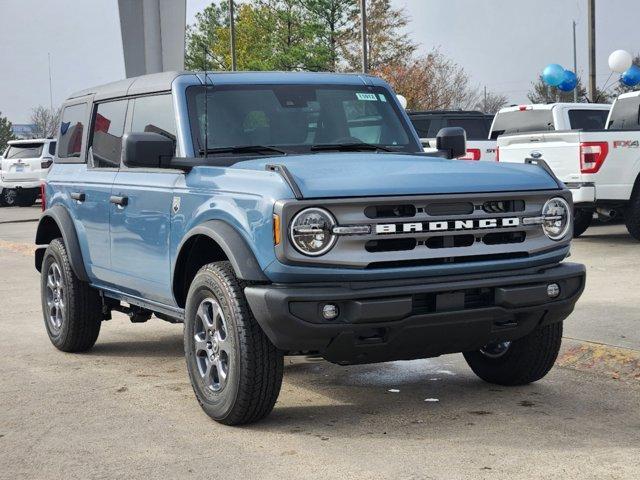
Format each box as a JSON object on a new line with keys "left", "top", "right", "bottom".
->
{"left": 567, "top": 183, "right": 596, "bottom": 205}
{"left": 245, "top": 262, "right": 586, "bottom": 364}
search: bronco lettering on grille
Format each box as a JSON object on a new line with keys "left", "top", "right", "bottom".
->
{"left": 375, "top": 217, "right": 520, "bottom": 234}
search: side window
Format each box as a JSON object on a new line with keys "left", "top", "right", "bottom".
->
{"left": 130, "top": 94, "right": 177, "bottom": 152}
{"left": 48, "top": 141, "right": 57, "bottom": 156}
{"left": 90, "top": 100, "right": 128, "bottom": 168}
{"left": 58, "top": 103, "right": 87, "bottom": 159}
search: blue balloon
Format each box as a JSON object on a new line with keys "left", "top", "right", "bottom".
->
{"left": 620, "top": 64, "right": 640, "bottom": 87}
{"left": 542, "top": 64, "right": 565, "bottom": 87}
{"left": 557, "top": 70, "right": 578, "bottom": 92}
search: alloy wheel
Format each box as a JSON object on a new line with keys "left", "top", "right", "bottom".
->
{"left": 194, "top": 297, "right": 231, "bottom": 392}
{"left": 45, "top": 262, "right": 65, "bottom": 332}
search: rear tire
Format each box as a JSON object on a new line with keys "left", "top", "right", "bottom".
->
{"left": 463, "top": 322, "right": 563, "bottom": 386}
{"left": 184, "top": 261, "right": 283, "bottom": 425}
{"left": 40, "top": 238, "right": 102, "bottom": 352}
{"left": 625, "top": 187, "right": 640, "bottom": 241}
{"left": 573, "top": 208, "right": 593, "bottom": 238}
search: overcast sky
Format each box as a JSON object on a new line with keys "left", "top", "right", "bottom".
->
{"left": 1, "top": 0, "right": 639, "bottom": 123}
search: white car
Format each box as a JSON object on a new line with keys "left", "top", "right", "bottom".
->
{"left": 0, "top": 138, "right": 56, "bottom": 206}
{"left": 495, "top": 97, "right": 640, "bottom": 239}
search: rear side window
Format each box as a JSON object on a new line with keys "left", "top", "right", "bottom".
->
{"left": 568, "top": 109, "right": 609, "bottom": 130}
{"left": 5, "top": 143, "right": 44, "bottom": 159}
{"left": 608, "top": 97, "right": 640, "bottom": 130}
{"left": 445, "top": 117, "right": 489, "bottom": 140}
{"left": 90, "top": 100, "right": 128, "bottom": 168}
{"left": 48, "top": 141, "right": 56, "bottom": 156}
{"left": 130, "top": 94, "right": 177, "bottom": 144}
{"left": 58, "top": 103, "right": 87, "bottom": 158}
{"left": 490, "top": 110, "right": 554, "bottom": 139}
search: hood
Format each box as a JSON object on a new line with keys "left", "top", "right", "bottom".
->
{"left": 231, "top": 153, "right": 559, "bottom": 198}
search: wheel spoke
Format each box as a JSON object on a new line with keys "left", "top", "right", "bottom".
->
{"left": 194, "top": 336, "right": 209, "bottom": 355}
{"left": 214, "top": 357, "right": 228, "bottom": 389}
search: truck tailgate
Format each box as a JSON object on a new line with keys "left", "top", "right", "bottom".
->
{"left": 498, "top": 132, "right": 582, "bottom": 183}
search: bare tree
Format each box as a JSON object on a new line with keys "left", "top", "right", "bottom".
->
{"left": 374, "top": 49, "right": 479, "bottom": 111}
{"left": 30, "top": 106, "right": 61, "bottom": 138}
{"left": 475, "top": 91, "right": 509, "bottom": 114}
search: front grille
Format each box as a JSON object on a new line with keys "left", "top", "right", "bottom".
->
{"left": 275, "top": 190, "right": 566, "bottom": 269}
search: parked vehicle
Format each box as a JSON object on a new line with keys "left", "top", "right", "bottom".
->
{"left": 495, "top": 97, "right": 640, "bottom": 239}
{"left": 35, "top": 71, "right": 585, "bottom": 425}
{"left": 1, "top": 138, "right": 56, "bottom": 206}
{"left": 490, "top": 102, "right": 611, "bottom": 140}
{"left": 408, "top": 110, "right": 497, "bottom": 161}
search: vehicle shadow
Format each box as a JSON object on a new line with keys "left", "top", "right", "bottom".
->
{"left": 249, "top": 358, "right": 640, "bottom": 448}
{"left": 87, "top": 330, "right": 184, "bottom": 358}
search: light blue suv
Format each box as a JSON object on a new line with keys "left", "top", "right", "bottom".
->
{"left": 35, "top": 72, "right": 585, "bottom": 425}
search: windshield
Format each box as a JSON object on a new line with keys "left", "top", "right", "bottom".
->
{"left": 5, "top": 143, "right": 44, "bottom": 159}
{"left": 186, "top": 84, "right": 419, "bottom": 156}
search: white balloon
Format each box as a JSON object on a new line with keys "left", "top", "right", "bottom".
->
{"left": 608, "top": 50, "right": 633, "bottom": 73}
{"left": 396, "top": 94, "right": 408, "bottom": 109}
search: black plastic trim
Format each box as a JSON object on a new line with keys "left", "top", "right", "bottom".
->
{"left": 265, "top": 163, "right": 303, "bottom": 199}
{"left": 175, "top": 220, "right": 268, "bottom": 283}
{"left": 34, "top": 205, "right": 89, "bottom": 282}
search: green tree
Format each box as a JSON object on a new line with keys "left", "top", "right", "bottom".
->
{"left": 302, "top": 0, "right": 358, "bottom": 71}
{"left": 342, "top": 0, "right": 417, "bottom": 72}
{"left": 0, "top": 112, "right": 15, "bottom": 152}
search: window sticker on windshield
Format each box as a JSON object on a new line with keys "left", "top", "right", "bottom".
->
{"left": 378, "top": 94, "right": 387, "bottom": 102}
{"left": 356, "top": 92, "right": 378, "bottom": 101}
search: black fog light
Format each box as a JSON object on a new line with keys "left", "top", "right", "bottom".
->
{"left": 322, "top": 303, "right": 339, "bottom": 320}
{"left": 547, "top": 283, "right": 560, "bottom": 298}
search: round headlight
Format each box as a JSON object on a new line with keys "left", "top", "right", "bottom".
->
{"left": 289, "top": 207, "right": 337, "bottom": 256}
{"left": 541, "top": 197, "right": 571, "bottom": 240}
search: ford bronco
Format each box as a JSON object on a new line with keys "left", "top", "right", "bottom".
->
{"left": 35, "top": 72, "right": 585, "bottom": 425}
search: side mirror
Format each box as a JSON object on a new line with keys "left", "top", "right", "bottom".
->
{"left": 436, "top": 127, "right": 466, "bottom": 159}
{"left": 122, "top": 132, "right": 174, "bottom": 168}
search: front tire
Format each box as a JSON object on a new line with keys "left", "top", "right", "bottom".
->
{"left": 573, "top": 208, "right": 593, "bottom": 238}
{"left": 184, "top": 261, "right": 283, "bottom": 425}
{"left": 463, "top": 322, "right": 562, "bottom": 386}
{"left": 40, "top": 238, "right": 102, "bottom": 352}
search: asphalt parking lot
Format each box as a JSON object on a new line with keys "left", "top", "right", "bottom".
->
{"left": 0, "top": 206, "right": 639, "bottom": 480}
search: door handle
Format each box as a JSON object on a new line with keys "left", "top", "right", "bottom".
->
{"left": 70, "top": 192, "right": 85, "bottom": 202}
{"left": 109, "top": 195, "right": 128, "bottom": 207}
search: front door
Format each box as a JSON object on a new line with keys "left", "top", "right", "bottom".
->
{"left": 109, "top": 93, "right": 180, "bottom": 305}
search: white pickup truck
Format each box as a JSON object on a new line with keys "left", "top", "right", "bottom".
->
{"left": 493, "top": 101, "right": 640, "bottom": 238}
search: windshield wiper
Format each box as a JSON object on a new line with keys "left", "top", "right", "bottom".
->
{"left": 310, "top": 142, "right": 394, "bottom": 152}
{"left": 199, "top": 145, "right": 288, "bottom": 156}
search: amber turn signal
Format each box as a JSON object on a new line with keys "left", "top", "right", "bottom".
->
{"left": 273, "top": 214, "right": 281, "bottom": 245}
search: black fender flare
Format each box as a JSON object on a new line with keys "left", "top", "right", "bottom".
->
{"left": 35, "top": 205, "right": 89, "bottom": 282}
{"left": 175, "top": 220, "right": 268, "bottom": 283}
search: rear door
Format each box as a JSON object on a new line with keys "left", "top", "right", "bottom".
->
{"left": 67, "top": 99, "right": 126, "bottom": 283}
{"left": 109, "top": 93, "right": 181, "bottom": 304}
